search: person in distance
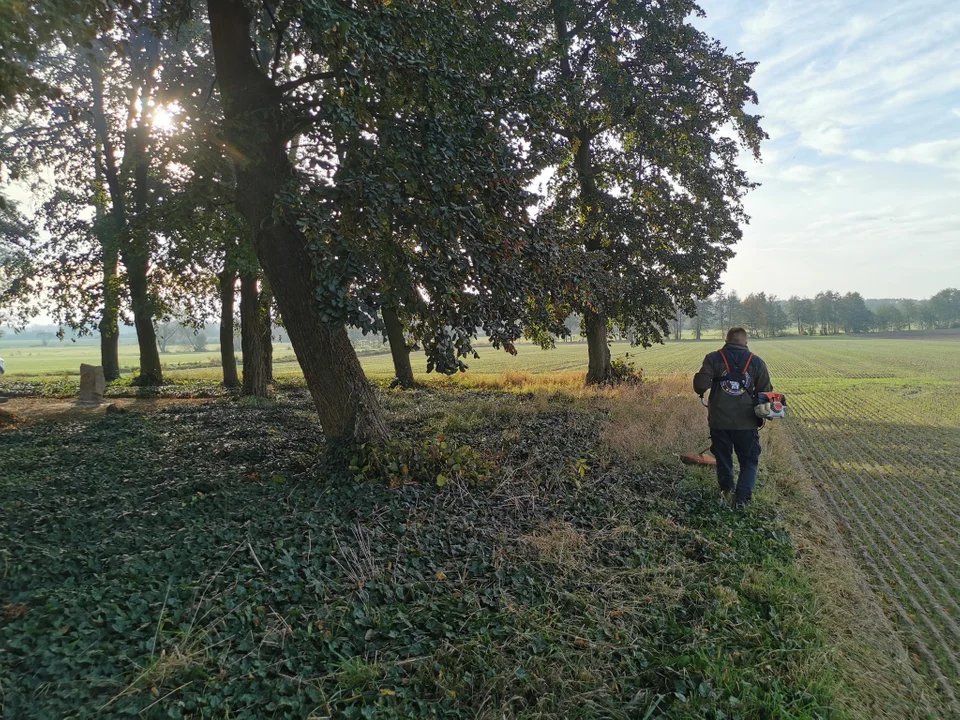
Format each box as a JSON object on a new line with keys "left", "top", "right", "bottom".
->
{"left": 693, "top": 327, "right": 773, "bottom": 508}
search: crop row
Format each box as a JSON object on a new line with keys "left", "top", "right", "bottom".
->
{"left": 788, "top": 387, "right": 960, "bottom": 711}
{"left": 790, "top": 388, "right": 960, "bottom": 591}
{"left": 762, "top": 340, "right": 960, "bottom": 382}
{"left": 627, "top": 339, "right": 959, "bottom": 383}
{"left": 357, "top": 336, "right": 960, "bottom": 383}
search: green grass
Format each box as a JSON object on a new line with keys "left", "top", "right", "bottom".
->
{"left": 5, "top": 333, "right": 959, "bottom": 384}
{"left": 0, "top": 335, "right": 301, "bottom": 378}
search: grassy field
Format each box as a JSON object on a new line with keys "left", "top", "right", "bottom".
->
{"left": 0, "top": 335, "right": 300, "bottom": 378}
{"left": 3, "top": 330, "right": 958, "bottom": 383}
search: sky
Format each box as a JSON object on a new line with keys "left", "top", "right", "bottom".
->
{"left": 697, "top": 0, "right": 960, "bottom": 299}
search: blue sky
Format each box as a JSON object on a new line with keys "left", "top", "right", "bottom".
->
{"left": 697, "top": 0, "right": 960, "bottom": 299}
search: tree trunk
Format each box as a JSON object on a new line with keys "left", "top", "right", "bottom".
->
{"left": 96, "top": 151, "right": 121, "bottom": 381}
{"left": 126, "top": 252, "right": 163, "bottom": 385}
{"left": 89, "top": 46, "right": 163, "bottom": 386}
{"left": 260, "top": 281, "right": 273, "bottom": 383}
{"left": 574, "top": 130, "right": 611, "bottom": 385}
{"left": 240, "top": 273, "right": 269, "bottom": 398}
{"left": 99, "top": 245, "right": 121, "bottom": 380}
{"left": 218, "top": 268, "right": 239, "bottom": 388}
{"left": 383, "top": 305, "right": 415, "bottom": 388}
{"left": 208, "top": 0, "right": 387, "bottom": 442}
{"left": 584, "top": 312, "right": 611, "bottom": 385}
{"left": 575, "top": 140, "right": 613, "bottom": 382}
{"left": 126, "top": 88, "right": 163, "bottom": 385}
{"left": 99, "top": 320, "right": 120, "bottom": 380}
{"left": 553, "top": 1, "right": 613, "bottom": 386}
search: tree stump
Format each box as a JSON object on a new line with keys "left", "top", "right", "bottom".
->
{"left": 79, "top": 364, "right": 106, "bottom": 404}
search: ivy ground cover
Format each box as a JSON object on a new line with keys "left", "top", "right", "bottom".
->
{"left": 1, "top": 385, "right": 843, "bottom": 718}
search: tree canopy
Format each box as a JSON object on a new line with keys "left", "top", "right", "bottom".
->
{"left": 4, "top": 0, "right": 769, "bottom": 441}
{"left": 0, "top": 193, "right": 35, "bottom": 329}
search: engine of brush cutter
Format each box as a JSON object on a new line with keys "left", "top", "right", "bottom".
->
{"left": 754, "top": 391, "right": 787, "bottom": 420}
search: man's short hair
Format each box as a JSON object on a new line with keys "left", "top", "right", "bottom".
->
{"left": 725, "top": 327, "right": 748, "bottom": 344}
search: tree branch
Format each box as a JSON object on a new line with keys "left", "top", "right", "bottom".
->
{"left": 201, "top": 76, "right": 218, "bottom": 111}
{"left": 546, "top": 123, "right": 576, "bottom": 140}
{"left": 278, "top": 71, "right": 337, "bottom": 94}
{"left": 270, "top": 21, "right": 288, "bottom": 78}
{"left": 570, "top": 0, "right": 608, "bottom": 39}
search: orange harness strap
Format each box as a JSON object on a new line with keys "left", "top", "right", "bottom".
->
{"left": 718, "top": 349, "right": 731, "bottom": 374}
{"left": 718, "top": 350, "right": 753, "bottom": 376}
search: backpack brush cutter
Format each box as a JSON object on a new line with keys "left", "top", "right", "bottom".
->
{"left": 679, "top": 391, "right": 788, "bottom": 467}
{"left": 680, "top": 447, "right": 718, "bottom": 466}
{"left": 755, "top": 391, "right": 787, "bottom": 421}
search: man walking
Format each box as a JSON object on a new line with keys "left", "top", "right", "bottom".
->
{"left": 693, "top": 327, "right": 773, "bottom": 507}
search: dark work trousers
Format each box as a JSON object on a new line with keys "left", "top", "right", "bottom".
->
{"left": 710, "top": 428, "right": 761, "bottom": 506}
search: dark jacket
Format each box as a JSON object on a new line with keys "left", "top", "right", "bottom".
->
{"left": 693, "top": 343, "right": 773, "bottom": 430}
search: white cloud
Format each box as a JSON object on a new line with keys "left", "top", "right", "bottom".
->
{"left": 886, "top": 139, "right": 960, "bottom": 170}
{"left": 777, "top": 164, "right": 818, "bottom": 183}
{"left": 736, "top": 2, "right": 960, "bottom": 158}
{"left": 803, "top": 124, "right": 848, "bottom": 156}
{"left": 842, "top": 139, "right": 960, "bottom": 171}
{"left": 696, "top": 0, "right": 960, "bottom": 298}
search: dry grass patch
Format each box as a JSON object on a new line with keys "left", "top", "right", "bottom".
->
{"left": 602, "top": 376, "right": 710, "bottom": 463}
{"left": 0, "top": 407, "right": 21, "bottom": 429}
{"left": 710, "top": 585, "right": 740, "bottom": 612}
{"left": 519, "top": 521, "right": 588, "bottom": 566}
{"left": 436, "top": 370, "right": 587, "bottom": 393}
{"left": 601, "top": 377, "right": 797, "bottom": 486}
{"left": 410, "top": 369, "right": 638, "bottom": 397}
{"left": 333, "top": 523, "right": 385, "bottom": 590}
{"left": 644, "top": 513, "right": 681, "bottom": 536}
{"left": 101, "top": 624, "right": 212, "bottom": 713}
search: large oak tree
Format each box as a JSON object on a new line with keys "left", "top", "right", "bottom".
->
{"left": 522, "top": 0, "right": 765, "bottom": 383}
{"left": 205, "top": 0, "right": 570, "bottom": 440}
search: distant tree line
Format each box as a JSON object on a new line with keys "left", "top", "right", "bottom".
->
{"left": 673, "top": 288, "right": 960, "bottom": 338}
